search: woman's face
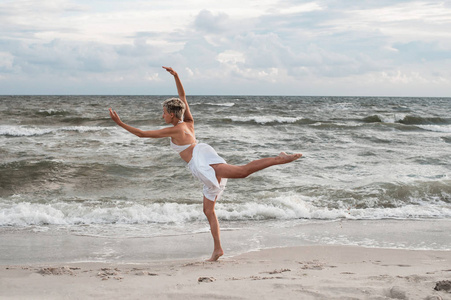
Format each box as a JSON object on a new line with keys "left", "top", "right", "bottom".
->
{"left": 162, "top": 107, "right": 173, "bottom": 123}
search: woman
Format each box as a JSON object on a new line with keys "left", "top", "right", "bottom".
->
{"left": 109, "top": 66, "right": 302, "bottom": 261}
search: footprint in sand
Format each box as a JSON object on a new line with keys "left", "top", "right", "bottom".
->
{"left": 198, "top": 276, "right": 216, "bottom": 283}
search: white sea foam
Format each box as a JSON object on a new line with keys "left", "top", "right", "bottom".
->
{"left": 205, "top": 102, "right": 235, "bottom": 107}
{"left": 228, "top": 115, "right": 302, "bottom": 124}
{"left": 219, "top": 196, "right": 451, "bottom": 221}
{"left": 0, "top": 125, "right": 111, "bottom": 137}
{"left": 1, "top": 197, "right": 450, "bottom": 227}
{"left": 0, "top": 202, "right": 203, "bottom": 226}
{"left": 378, "top": 114, "right": 405, "bottom": 124}
{"left": 417, "top": 125, "right": 451, "bottom": 133}
{"left": 60, "top": 126, "right": 111, "bottom": 133}
{"left": 191, "top": 102, "right": 235, "bottom": 107}
{"left": 0, "top": 203, "right": 67, "bottom": 226}
{"left": 38, "top": 108, "right": 67, "bottom": 115}
{"left": 0, "top": 126, "right": 54, "bottom": 137}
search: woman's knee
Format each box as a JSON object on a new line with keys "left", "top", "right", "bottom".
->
{"left": 203, "top": 207, "right": 216, "bottom": 218}
{"left": 212, "top": 164, "right": 249, "bottom": 179}
{"left": 203, "top": 205, "right": 211, "bottom": 215}
{"left": 203, "top": 199, "right": 216, "bottom": 216}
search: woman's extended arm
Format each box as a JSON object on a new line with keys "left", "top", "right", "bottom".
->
{"left": 109, "top": 108, "right": 177, "bottom": 138}
{"left": 162, "top": 66, "right": 194, "bottom": 123}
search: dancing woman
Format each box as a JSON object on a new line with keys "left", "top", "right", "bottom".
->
{"left": 109, "top": 66, "right": 302, "bottom": 261}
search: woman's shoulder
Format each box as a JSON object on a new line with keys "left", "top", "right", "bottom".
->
{"left": 179, "top": 121, "right": 195, "bottom": 136}
{"left": 174, "top": 121, "right": 193, "bottom": 133}
{"left": 181, "top": 120, "right": 194, "bottom": 130}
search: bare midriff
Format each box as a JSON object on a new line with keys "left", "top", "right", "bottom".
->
{"left": 178, "top": 144, "right": 196, "bottom": 163}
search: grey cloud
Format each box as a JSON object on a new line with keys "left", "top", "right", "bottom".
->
{"left": 194, "top": 10, "right": 230, "bottom": 34}
{"left": 179, "top": 38, "right": 221, "bottom": 68}
{"left": 315, "top": 0, "right": 414, "bottom": 10}
{"left": 1, "top": 0, "right": 450, "bottom": 95}
{"left": 393, "top": 41, "right": 451, "bottom": 63}
{"left": 3, "top": 39, "right": 161, "bottom": 74}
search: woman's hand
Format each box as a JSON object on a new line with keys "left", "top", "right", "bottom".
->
{"left": 162, "top": 66, "right": 177, "bottom": 76}
{"left": 109, "top": 108, "right": 122, "bottom": 125}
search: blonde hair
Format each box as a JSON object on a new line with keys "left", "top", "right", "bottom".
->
{"left": 162, "top": 98, "right": 185, "bottom": 119}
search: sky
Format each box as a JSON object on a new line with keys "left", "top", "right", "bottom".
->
{"left": 1, "top": 0, "right": 450, "bottom": 96}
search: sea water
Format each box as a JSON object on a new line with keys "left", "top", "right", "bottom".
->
{"left": 1, "top": 96, "right": 450, "bottom": 263}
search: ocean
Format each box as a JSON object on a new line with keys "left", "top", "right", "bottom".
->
{"left": 1, "top": 95, "right": 450, "bottom": 264}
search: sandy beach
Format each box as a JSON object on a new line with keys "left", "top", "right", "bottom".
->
{"left": 1, "top": 245, "right": 450, "bottom": 300}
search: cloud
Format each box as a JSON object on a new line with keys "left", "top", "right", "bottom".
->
{"left": 194, "top": 10, "right": 230, "bottom": 34}
{"left": 0, "top": 52, "right": 16, "bottom": 72}
{"left": 217, "top": 50, "right": 245, "bottom": 64}
{"left": 0, "top": 0, "right": 450, "bottom": 96}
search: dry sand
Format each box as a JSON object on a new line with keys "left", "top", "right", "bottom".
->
{"left": 1, "top": 245, "right": 450, "bottom": 300}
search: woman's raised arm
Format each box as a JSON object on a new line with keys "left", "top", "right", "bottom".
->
{"left": 162, "top": 66, "right": 194, "bottom": 123}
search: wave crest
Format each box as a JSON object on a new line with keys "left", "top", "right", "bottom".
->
{"left": 360, "top": 114, "right": 451, "bottom": 125}
{"left": 2, "top": 192, "right": 450, "bottom": 227}
{"left": 227, "top": 116, "right": 314, "bottom": 125}
{"left": 0, "top": 125, "right": 111, "bottom": 137}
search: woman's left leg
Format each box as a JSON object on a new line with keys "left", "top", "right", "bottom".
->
{"left": 203, "top": 196, "right": 224, "bottom": 261}
{"left": 211, "top": 152, "right": 302, "bottom": 179}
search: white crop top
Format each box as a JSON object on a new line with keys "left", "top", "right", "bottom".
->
{"left": 170, "top": 139, "right": 195, "bottom": 153}
{"left": 170, "top": 121, "right": 196, "bottom": 153}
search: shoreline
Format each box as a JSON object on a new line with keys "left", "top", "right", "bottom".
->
{"left": 1, "top": 219, "right": 450, "bottom": 266}
{"left": 2, "top": 245, "right": 451, "bottom": 299}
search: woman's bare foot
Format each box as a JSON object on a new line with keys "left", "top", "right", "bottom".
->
{"left": 277, "top": 152, "right": 302, "bottom": 164}
{"left": 206, "top": 249, "right": 224, "bottom": 262}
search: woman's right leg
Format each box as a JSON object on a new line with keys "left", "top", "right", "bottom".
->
{"left": 203, "top": 196, "right": 224, "bottom": 261}
{"left": 211, "top": 152, "right": 301, "bottom": 179}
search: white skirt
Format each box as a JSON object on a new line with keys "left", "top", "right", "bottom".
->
{"left": 187, "top": 143, "right": 227, "bottom": 201}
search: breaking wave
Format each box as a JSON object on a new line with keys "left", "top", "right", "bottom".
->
{"left": 226, "top": 116, "right": 315, "bottom": 125}
{"left": 0, "top": 125, "right": 111, "bottom": 137}
{"left": 361, "top": 114, "right": 451, "bottom": 125}
{"left": 2, "top": 184, "right": 450, "bottom": 227}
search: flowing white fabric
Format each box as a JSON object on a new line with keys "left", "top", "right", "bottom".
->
{"left": 188, "top": 143, "right": 227, "bottom": 201}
